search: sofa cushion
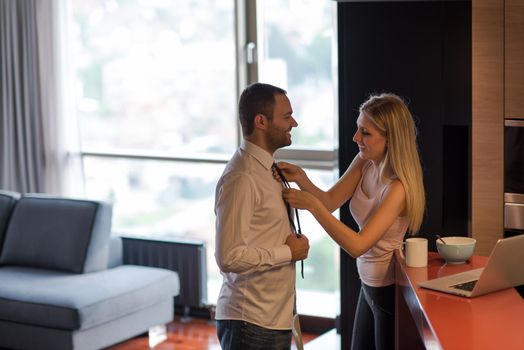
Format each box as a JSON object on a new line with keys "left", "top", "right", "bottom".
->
{"left": 0, "top": 191, "right": 20, "bottom": 253}
{"left": 0, "top": 265, "right": 180, "bottom": 330}
{"left": 0, "top": 195, "right": 112, "bottom": 273}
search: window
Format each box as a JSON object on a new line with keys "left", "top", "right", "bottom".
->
{"left": 71, "top": 0, "right": 338, "bottom": 319}
{"left": 257, "top": 0, "right": 336, "bottom": 150}
{"left": 72, "top": 0, "right": 236, "bottom": 155}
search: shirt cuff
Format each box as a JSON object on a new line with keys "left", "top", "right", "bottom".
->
{"left": 273, "top": 244, "right": 293, "bottom": 267}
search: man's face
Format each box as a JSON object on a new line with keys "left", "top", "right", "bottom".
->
{"left": 266, "top": 94, "right": 298, "bottom": 152}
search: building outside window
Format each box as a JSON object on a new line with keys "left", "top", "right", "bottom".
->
{"left": 71, "top": 0, "right": 338, "bottom": 318}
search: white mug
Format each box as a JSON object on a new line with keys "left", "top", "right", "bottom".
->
{"left": 404, "top": 237, "right": 428, "bottom": 268}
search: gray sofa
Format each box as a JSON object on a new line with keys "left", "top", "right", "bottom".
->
{"left": 0, "top": 190, "right": 180, "bottom": 350}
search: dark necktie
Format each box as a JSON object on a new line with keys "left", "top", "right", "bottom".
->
{"left": 272, "top": 162, "right": 304, "bottom": 279}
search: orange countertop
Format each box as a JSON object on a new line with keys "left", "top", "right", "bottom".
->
{"left": 395, "top": 251, "right": 524, "bottom": 350}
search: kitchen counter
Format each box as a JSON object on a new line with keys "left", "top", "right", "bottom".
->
{"left": 395, "top": 251, "right": 524, "bottom": 350}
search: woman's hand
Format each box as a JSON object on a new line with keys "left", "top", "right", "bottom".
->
{"left": 272, "top": 161, "right": 306, "bottom": 184}
{"left": 282, "top": 188, "right": 320, "bottom": 212}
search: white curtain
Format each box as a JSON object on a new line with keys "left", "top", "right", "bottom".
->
{"left": 0, "top": 0, "right": 83, "bottom": 196}
{"left": 36, "top": 0, "right": 84, "bottom": 197}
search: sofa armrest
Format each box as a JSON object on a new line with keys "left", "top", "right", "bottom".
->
{"left": 108, "top": 235, "right": 123, "bottom": 268}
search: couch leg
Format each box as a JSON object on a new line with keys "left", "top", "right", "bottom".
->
{"left": 148, "top": 324, "right": 167, "bottom": 347}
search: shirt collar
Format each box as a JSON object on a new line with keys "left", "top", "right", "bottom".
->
{"left": 240, "top": 140, "right": 274, "bottom": 170}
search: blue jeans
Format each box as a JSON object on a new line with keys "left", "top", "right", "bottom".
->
{"left": 351, "top": 283, "right": 395, "bottom": 350}
{"left": 216, "top": 319, "right": 292, "bottom": 350}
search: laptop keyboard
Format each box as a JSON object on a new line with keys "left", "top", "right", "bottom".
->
{"left": 451, "top": 280, "right": 478, "bottom": 292}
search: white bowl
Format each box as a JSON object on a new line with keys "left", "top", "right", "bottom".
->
{"left": 436, "top": 236, "right": 476, "bottom": 264}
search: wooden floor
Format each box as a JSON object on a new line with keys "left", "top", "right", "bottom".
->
{"left": 107, "top": 316, "right": 319, "bottom": 350}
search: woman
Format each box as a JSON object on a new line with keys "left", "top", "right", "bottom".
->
{"left": 276, "top": 93, "right": 425, "bottom": 350}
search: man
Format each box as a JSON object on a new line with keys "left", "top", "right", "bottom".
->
{"left": 214, "top": 83, "right": 310, "bottom": 350}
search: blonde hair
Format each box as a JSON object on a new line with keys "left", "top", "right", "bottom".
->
{"left": 360, "top": 93, "right": 425, "bottom": 234}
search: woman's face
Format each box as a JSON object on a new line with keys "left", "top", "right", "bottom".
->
{"left": 353, "top": 112, "right": 387, "bottom": 164}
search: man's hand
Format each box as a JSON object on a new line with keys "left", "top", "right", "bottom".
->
{"left": 285, "top": 234, "right": 309, "bottom": 261}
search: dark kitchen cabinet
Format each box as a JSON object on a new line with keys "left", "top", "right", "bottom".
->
{"left": 505, "top": 0, "right": 524, "bottom": 119}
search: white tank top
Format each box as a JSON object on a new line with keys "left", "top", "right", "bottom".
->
{"left": 350, "top": 162, "right": 409, "bottom": 287}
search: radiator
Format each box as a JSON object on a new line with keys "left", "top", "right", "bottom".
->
{"left": 121, "top": 236, "right": 207, "bottom": 309}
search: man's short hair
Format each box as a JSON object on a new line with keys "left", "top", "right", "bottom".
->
{"left": 238, "top": 83, "right": 287, "bottom": 137}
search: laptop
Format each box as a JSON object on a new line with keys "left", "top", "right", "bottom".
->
{"left": 418, "top": 234, "right": 524, "bottom": 298}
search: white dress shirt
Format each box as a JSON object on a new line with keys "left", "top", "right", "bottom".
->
{"left": 214, "top": 140, "right": 295, "bottom": 330}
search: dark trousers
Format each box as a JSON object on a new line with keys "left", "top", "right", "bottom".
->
{"left": 216, "top": 319, "right": 292, "bottom": 350}
{"left": 351, "top": 283, "right": 395, "bottom": 350}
